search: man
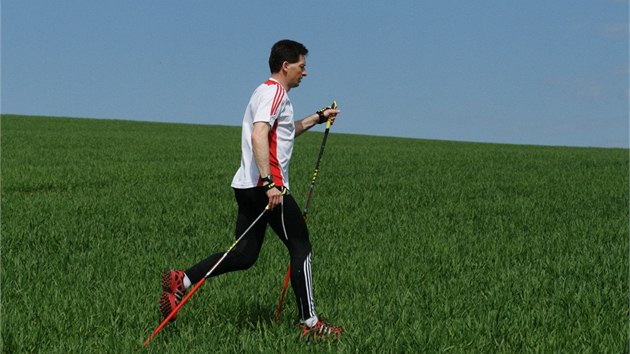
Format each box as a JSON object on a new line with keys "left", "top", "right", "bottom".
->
{"left": 159, "top": 39, "right": 342, "bottom": 340}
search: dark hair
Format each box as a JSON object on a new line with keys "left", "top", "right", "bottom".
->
{"left": 268, "top": 40, "right": 308, "bottom": 73}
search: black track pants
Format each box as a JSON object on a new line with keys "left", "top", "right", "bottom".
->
{"left": 185, "top": 187, "right": 317, "bottom": 321}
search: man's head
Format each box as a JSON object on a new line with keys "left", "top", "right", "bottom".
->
{"left": 269, "top": 40, "right": 308, "bottom": 90}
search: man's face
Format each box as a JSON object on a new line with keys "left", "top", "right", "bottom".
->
{"left": 285, "top": 55, "right": 307, "bottom": 89}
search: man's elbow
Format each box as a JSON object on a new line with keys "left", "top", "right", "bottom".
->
{"left": 251, "top": 123, "right": 270, "bottom": 145}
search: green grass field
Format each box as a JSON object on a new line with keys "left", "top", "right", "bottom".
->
{"left": 2, "top": 114, "right": 628, "bottom": 353}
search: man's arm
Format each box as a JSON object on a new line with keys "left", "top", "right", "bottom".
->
{"left": 294, "top": 114, "right": 320, "bottom": 137}
{"left": 252, "top": 122, "right": 283, "bottom": 208}
{"left": 294, "top": 108, "right": 340, "bottom": 137}
{"left": 252, "top": 122, "right": 272, "bottom": 178}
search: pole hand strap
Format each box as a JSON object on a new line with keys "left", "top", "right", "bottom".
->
{"left": 316, "top": 101, "right": 337, "bottom": 125}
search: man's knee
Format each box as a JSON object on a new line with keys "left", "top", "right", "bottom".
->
{"left": 289, "top": 242, "right": 312, "bottom": 263}
{"left": 228, "top": 243, "right": 259, "bottom": 270}
{"left": 228, "top": 248, "right": 259, "bottom": 270}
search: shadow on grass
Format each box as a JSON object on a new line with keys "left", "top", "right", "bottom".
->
{"left": 231, "top": 301, "right": 279, "bottom": 330}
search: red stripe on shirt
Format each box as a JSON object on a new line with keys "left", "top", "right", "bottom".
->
{"left": 259, "top": 80, "right": 284, "bottom": 187}
{"left": 265, "top": 80, "right": 285, "bottom": 117}
{"left": 268, "top": 119, "right": 283, "bottom": 186}
{"left": 270, "top": 85, "right": 284, "bottom": 117}
{"left": 257, "top": 119, "right": 284, "bottom": 187}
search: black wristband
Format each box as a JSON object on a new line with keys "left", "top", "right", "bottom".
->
{"left": 316, "top": 105, "right": 331, "bottom": 124}
{"left": 264, "top": 182, "right": 276, "bottom": 190}
{"left": 317, "top": 110, "right": 327, "bottom": 124}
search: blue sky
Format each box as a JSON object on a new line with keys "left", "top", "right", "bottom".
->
{"left": 2, "top": 1, "right": 628, "bottom": 147}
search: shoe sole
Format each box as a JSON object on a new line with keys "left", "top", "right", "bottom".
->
{"left": 159, "top": 292, "right": 178, "bottom": 322}
{"left": 161, "top": 270, "right": 185, "bottom": 300}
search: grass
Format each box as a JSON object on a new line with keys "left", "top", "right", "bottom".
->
{"left": 1, "top": 114, "right": 628, "bottom": 353}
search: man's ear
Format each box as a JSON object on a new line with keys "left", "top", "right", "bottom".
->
{"left": 281, "top": 61, "right": 289, "bottom": 72}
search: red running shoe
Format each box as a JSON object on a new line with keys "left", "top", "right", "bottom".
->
{"left": 159, "top": 291, "right": 180, "bottom": 321}
{"left": 298, "top": 320, "right": 343, "bottom": 341}
{"left": 159, "top": 270, "right": 187, "bottom": 321}
{"left": 161, "top": 269, "right": 186, "bottom": 300}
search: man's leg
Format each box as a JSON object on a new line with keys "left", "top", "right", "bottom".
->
{"left": 268, "top": 192, "right": 342, "bottom": 340}
{"left": 184, "top": 188, "right": 268, "bottom": 283}
{"left": 160, "top": 188, "right": 268, "bottom": 320}
{"left": 267, "top": 193, "right": 317, "bottom": 322}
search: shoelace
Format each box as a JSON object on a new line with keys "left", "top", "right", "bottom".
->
{"left": 303, "top": 321, "right": 342, "bottom": 338}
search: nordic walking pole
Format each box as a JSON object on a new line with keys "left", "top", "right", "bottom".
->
{"left": 144, "top": 205, "right": 271, "bottom": 347}
{"left": 275, "top": 101, "right": 337, "bottom": 323}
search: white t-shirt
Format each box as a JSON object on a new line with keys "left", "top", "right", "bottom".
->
{"left": 231, "top": 78, "right": 295, "bottom": 189}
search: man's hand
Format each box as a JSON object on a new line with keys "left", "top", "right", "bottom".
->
{"left": 316, "top": 106, "right": 340, "bottom": 125}
{"left": 266, "top": 186, "right": 283, "bottom": 209}
{"left": 295, "top": 103, "right": 340, "bottom": 137}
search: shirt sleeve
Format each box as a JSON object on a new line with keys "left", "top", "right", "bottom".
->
{"left": 253, "top": 83, "right": 285, "bottom": 126}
